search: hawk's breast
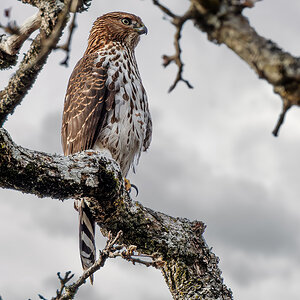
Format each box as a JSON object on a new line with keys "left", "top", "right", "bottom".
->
{"left": 93, "top": 43, "right": 151, "bottom": 176}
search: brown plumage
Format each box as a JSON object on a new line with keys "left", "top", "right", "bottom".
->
{"left": 61, "top": 12, "right": 152, "bottom": 283}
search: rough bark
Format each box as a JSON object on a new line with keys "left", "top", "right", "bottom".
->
{"left": 0, "top": 127, "right": 232, "bottom": 299}
{"left": 190, "top": 0, "right": 300, "bottom": 107}
{"left": 154, "top": 0, "right": 300, "bottom": 135}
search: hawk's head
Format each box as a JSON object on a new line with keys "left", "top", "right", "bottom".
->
{"left": 88, "top": 12, "right": 147, "bottom": 51}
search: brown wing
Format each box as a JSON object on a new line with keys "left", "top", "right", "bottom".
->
{"left": 62, "top": 53, "right": 115, "bottom": 155}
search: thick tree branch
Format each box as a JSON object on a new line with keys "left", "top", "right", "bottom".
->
{"left": 155, "top": 0, "right": 300, "bottom": 134}
{"left": 0, "top": 127, "right": 122, "bottom": 199}
{"left": 0, "top": 127, "right": 232, "bottom": 299}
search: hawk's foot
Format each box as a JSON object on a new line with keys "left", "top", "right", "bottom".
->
{"left": 124, "top": 178, "right": 139, "bottom": 196}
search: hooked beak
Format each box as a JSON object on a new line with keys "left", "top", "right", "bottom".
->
{"left": 135, "top": 24, "right": 148, "bottom": 35}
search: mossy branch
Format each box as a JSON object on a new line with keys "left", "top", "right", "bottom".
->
{"left": 0, "top": 126, "right": 232, "bottom": 299}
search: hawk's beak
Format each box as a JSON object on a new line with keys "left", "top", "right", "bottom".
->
{"left": 135, "top": 24, "right": 148, "bottom": 35}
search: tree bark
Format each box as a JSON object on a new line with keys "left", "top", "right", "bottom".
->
{"left": 0, "top": 0, "right": 71, "bottom": 125}
{"left": 0, "top": 127, "right": 232, "bottom": 299}
{"left": 190, "top": 0, "right": 300, "bottom": 107}
{"left": 153, "top": 0, "right": 300, "bottom": 135}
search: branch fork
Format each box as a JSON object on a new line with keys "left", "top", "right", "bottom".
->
{"left": 153, "top": 0, "right": 195, "bottom": 92}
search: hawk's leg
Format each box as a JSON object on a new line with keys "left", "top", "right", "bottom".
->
{"left": 124, "top": 178, "right": 139, "bottom": 196}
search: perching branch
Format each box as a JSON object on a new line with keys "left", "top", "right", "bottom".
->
{"left": 0, "top": 127, "right": 232, "bottom": 299}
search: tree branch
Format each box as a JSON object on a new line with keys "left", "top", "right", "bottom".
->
{"left": 0, "top": 0, "right": 72, "bottom": 127}
{"left": 0, "top": 11, "right": 41, "bottom": 57}
{"left": 55, "top": 12, "right": 77, "bottom": 67}
{"left": 42, "top": 231, "right": 163, "bottom": 299}
{"left": 0, "top": 127, "right": 122, "bottom": 199}
{"left": 155, "top": 0, "right": 300, "bottom": 134}
{"left": 0, "top": 127, "right": 232, "bottom": 299}
{"left": 153, "top": 1, "right": 194, "bottom": 92}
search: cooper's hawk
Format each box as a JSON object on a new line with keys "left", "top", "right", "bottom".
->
{"left": 61, "top": 12, "right": 152, "bottom": 282}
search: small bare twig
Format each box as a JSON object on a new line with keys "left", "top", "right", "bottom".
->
{"left": 272, "top": 100, "right": 291, "bottom": 137}
{"left": 240, "top": 0, "right": 262, "bottom": 8}
{"left": 0, "top": 21, "right": 20, "bottom": 35}
{"left": 54, "top": 231, "right": 123, "bottom": 300}
{"left": 153, "top": 0, "right": 194, "bottom": 92}
{"left": 47, "top": 230, "right": 163, "bottom": 300}
{"left": 54, "top": 271, "right": 75, "bottom": 299}
{"left": 152, "top": 0, "right": 177, "bottom": 18}
{"left": 55, "top": 13, "right": 77, "bottom": 66}
{"left": 119, "top": 246, "right": 165, "bottom": 268}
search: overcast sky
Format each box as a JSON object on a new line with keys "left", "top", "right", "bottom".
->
{"left": 1, "top": 0, "right": 300, "bottom": 299}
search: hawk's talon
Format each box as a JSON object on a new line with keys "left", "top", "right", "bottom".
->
{"left": 124, "top": 178, "right": 139, "bottom": 197}
{"left": 130, "top": 183, "right": 139, "bottom": 197}
{"left": 74, "top": 200, "right": 80, "bottom": 212}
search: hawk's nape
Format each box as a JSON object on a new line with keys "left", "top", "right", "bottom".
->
{"left": 61, "top": 12, "right": 152, "bottom": 282}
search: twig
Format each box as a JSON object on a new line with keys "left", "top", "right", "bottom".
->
{"left": 48, "top": 231, "right": 163, "bottom": 300}
{"left": 240, "top": 0, "right": 262, "bottom": 8}
{"left": 0, "top": 21, "right": 20, "bottom": 35}
{"left": 0, "top": 11, "right": 41, "bottom": 56}
{"left": 152, "top": 0, "right": 177, "bottom": 18}
{"left": 56, "top": 231, "right": 123, "bottom": 300}
{"left": 153, "top": 0, "right": 194, "bottom": 92}
{"left": 54, "top": 271, "right": 74, "bottom": 299}
{"left": 24, "top": 0, "right": 73, "bottom": 71}
{"left": 272, "top": 100, "right": 291, "bottom": 137}
{"left": 0, "top": 1, "right": 72, "bottom": 126}
{"left": 120, "top": 247, "right": 165, "bottom": 268}
{"left": 55, "top": 13, "right": 77, "bottom": 67}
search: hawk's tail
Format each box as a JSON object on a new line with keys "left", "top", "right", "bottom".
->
{"left": 78, "top": 199, "right": 96, "bottom": 284}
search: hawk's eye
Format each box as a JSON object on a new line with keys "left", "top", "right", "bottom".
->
{"left": 121, "top": 18, "right": 131, "bottom": 26}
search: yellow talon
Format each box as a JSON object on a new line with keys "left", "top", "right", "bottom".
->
{"left": 124, "top": 178, "right": 131, "bottom": 192}
{"left": 124, "top": 178, "right": 139, "bottom": 196}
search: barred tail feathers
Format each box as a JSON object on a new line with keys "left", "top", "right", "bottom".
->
{"left": 78, "top": 199, "right": 96, "bottom": 284}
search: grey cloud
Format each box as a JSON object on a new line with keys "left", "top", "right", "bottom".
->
{"left": 131, "top": 137, "right": 300, "bottom": 261}
{"left": 37, "top": 111, "right": 63, "bottom": 154}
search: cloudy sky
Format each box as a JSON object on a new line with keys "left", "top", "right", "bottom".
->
{"left": 1, "top": 0, "right": 300, "bottom": 299}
